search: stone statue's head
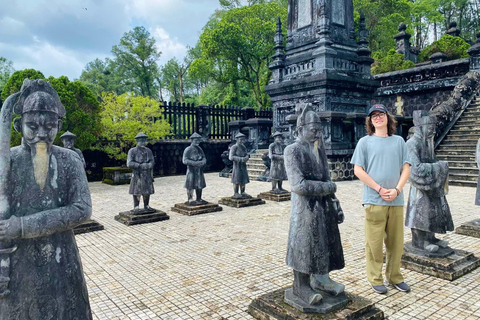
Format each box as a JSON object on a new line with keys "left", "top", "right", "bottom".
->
{"left": 190, "top": 132, "right": 202, "bottom": 146}
{"left": 60, "top": 131, "right": 76, "bottom": 149}
{"left": 135, "top": 132, "right": 148, "bottom": 147}
{"left": 413, "top": 110, "right": 435, "bottom": 139}
{"left": 272, "top": 131, "right": 284, "bottom": 144}
{"left": 296, "top": 104, "right": 322, "bottom": 143}
{"left": 235, "top": 132, "right": 246, "bottom": 145}
{"left": 13, "top": 79, "right": 65, "bottom": 149}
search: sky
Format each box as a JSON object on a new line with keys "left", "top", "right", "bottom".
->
{"left": 0, "top": 0, "right": 222, "bottom": 80}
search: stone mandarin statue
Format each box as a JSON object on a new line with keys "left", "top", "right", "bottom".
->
{"left": 268, "top": 131, "right": 288, "bottom": 193}
{"left": 60, "top": 130, "right": 86, "bottom": 168}
{"left": 406, "top": 110, "right": 453, "bottom": 253}
{"left": 183, "top": 133, "right": 207, "bottom": 205}
{"left": 0, "top": 79, "right": 93, "bottom": 319}
{"left": 284, "top": 105, "right": 345, "bottom": 307}
{"left": 229, "top": 132, "right": 251, "bottom": 199}
{"left": 127, "top": 132, "right": 155, "bottom": 211}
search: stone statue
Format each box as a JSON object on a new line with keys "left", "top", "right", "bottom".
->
{"left": 229, "top": 132, "right": 251, "bottom": 199}
{"left": 183, "top": 133, "right": 207, "bottom": 205}
{"left": 268, "top": 131, "right": 288, "bottom": 193}
{"left": 127, "top": 132, "right": 155, "bottom": 211}
{"left": 0, "top": 79, "right": 93, "bottom": 319}
{"left": 60, "top": 130, "right": 86, "bottom": 168}
{"left": 405, "top": 110, "right": 454, "bottom": 254}
{"left": 476, "top": 137, "right": 480, "bottom": 206}
{"left": 284, "top": 105, "right": 345, "bottom": 309}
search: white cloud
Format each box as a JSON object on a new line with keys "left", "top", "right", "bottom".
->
{"left": 151, "top": 27, "right": 188, "bottom": 65}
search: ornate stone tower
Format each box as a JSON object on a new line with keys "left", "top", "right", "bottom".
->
{"left": 266, "top": 0, "right": 379, "bottom": 160}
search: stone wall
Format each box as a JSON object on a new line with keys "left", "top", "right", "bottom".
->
{"left": 83, "top": 140, "right": 230, "bottom": 181}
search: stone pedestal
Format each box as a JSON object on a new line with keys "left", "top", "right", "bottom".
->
{"left": 115, "top": 208, "right": 169, "bottom": 226}
{"left": 73, "top": 219, "right": 105, "bottom": 235}
{"left": 171, "top": 202, "right": 223, "bottom": 216}
{"left": 218, "top": 197, "right": 265, "bottom": 208}
{"left": 102, "top": 167, "right": 132, "bottom": 185}
{"left": 258, "top": 190, "right": 291, "bottom": 202}
{"left": 455, "top": 219, "right": 480, "bottom": 238}
{"left": 401, "top": 242, "right": 480, "bottom": 280}
{"left": 248, "top": 288, "right": 384, "bottom": 320}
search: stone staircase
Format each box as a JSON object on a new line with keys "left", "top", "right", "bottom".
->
{"left": 247, "top": 150, "right": 268, "bottom": 180}
{"left": 436, "top": 94, "right": 480, "bottom": 187}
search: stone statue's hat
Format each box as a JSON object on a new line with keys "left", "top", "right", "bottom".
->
{"left": 235, "top": 132, "right": 246, "bottom": 139}
{"left": 60, "top": 131, "right": 76, "bottom": 139}
{"left": 413, "top": 110, "right": 434, "bottom": 126}
{"left": 14, "top": 79, "right": 66, "bottom": 117}
{"left": 272, "top": 131, "right": 283, "bottom": 138}
{"left": 297, "top": 104, "right": 321, "bottom": 127}
{"left": 368, "top": 104, "right": 388, "bottom": 116}
{"left": 135, "top": 132, "right": 148, "bottom": 139}
{"left": 189, "top": 132, "right": 202, "bottom": 139}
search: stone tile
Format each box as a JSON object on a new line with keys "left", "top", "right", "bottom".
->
{"left": 75, "top": 174, "right": 480, "bottom": 319}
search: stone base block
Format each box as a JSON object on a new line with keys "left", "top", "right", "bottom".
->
{"left": 219, "top": 171, "right": 232, "bottom": 178}
{"left": 258, "top": 191, "right": 291, "bottom": 202}
{"left": 73, "top": 219, "right": 105, "bottom": 235}
{"left": 171, "top": 202, "right": 223, "bottom": 216}
{"left": 218, "top": 197, "right": 266, "bottom": 208}
{"left": 115, "top": 208, "right": 169, "bottom": 226}
{"left": 455, "top": 219, "right": 480, "bottom": 238}
{"left": 248, "top": 288, "right": 384, "bottom": 320}
{"left": 401, "top": 242, "right": 480, "bottom": 281}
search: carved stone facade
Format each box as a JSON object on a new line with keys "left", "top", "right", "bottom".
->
{"left": 267, "top": 0, "right": 379, "bottom": 158}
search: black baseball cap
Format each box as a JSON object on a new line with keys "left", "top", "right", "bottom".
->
{"left": 368, "top": 104, "right": 388, "bottom": 116}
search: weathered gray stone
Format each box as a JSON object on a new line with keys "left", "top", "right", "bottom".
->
{"left": 127, "top": 133, "right": 155, "bottom": 211}
{"left": 0, "top": 79, "right": 93, "bottom": 319}
{"left": 60, "top": 130, "right": 86, "bottom": 168}
{"left": 283, "top": 106, "right": 345, "bottom": 312}
{"left": 455, "top": 219, "right": 480, "bottom": 238}
{"left": 218, "top": 197, "right": 265, "bottom": 208}
{"left": 248, "top": 288, "right": 384, "bottom": 319}
{"left": 258, "top": 190, "right": 291, "bottom": 202}
{"left": 171, "top": 202, "right": 222, "bottom": 216}
{"left": 229, "top": 133, "right": 251, "bottom": 199}
{"left": 269, "top": 131, "right": 288, "bottom": 193}
{"left": 183, "top": 133, "right": 207, "bottom": 205}
{"left": 115, "top": 208, "right": 169, "bottom": 226}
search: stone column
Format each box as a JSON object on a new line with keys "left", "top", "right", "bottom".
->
{"left": 468, "top": 31, "right": 480, "bottom": 72}
{"left": 394, "top": 23, "right": 418, "bottom": 63}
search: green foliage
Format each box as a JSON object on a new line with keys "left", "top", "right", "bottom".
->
{"left": 196, "top": 2, "right": 286, "bottom": 109}
{"left": 111, "top": 26, "right": 162, "bottom": 99}
{"left": 1, "top": 69, "right": 101, "bottom": 149}
{"left": 0, "top": 57, "right": 14, "bottom": 92}
{"left": 79, "top": 58, "right": 123, "bottom": 97}
{"left": 418, "top": 34, "right": 471, "bottom": 62}
{"left": 47, "top": 76, "right": 102, "bottom": 150}
{"left": 371, "top": 49, "right": 416, "bottom": 75}
{"left": 1, "top": 69, "right": 45, "bottom": 101}
{"left": 98, "top": 92, "right": 171, "bottom": 160}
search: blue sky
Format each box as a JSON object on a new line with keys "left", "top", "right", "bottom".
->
{"left": 0, "top": 0, "right": 222, "bottom": 80}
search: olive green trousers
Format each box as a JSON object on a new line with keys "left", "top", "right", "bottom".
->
{"left": 364, "top": 204, "right": 405, "bottom": 286}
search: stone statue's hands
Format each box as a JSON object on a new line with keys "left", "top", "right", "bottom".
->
{"left": 0, "top": 216, "right": 22, "bottom": 241}
{"left": 324, "top": 181, "right": 337, "bottom": 194}
{"left": 243, "top": 156, "right": 249, "bottom": 162}
{"left": 337, "top": 210, "right": 345, "bottom": 224}
{"left": 140, "top": 163, "right": 151, "bottom": 170}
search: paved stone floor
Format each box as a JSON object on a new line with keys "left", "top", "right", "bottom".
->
{"left": 79, "top": 173, "right": 480, "bottom": 320}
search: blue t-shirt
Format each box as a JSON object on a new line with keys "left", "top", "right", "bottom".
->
{"left": 351, "top": 134, "right": 410, "bottom": 206}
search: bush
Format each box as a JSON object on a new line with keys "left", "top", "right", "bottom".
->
{"left": 418, "top": 34, "right": 470, "bottom": 62}
{"left": 371, "top": 49, "right": 416, "bottom": 75}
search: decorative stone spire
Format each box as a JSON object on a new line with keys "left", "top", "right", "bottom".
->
{"left": 468, "top": 28, "right": 480, "bottom": 71}
{"left": 446, "top": 21, "right": 460, "bottom": 37}
{"left": 394, "top": 22, "right": 418, "bottom": 63}
{"left": 269, "top": 17, "right": 285, "bottom": 82}
{"left": 357, "top": 12, "right": 371, "bottom": 57}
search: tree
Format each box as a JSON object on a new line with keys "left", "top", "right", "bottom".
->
{"left": 0, "top": 57, "right": 14, "bottom": 92}
{"left": 197, "top": 3, "right": 287, "bottom": 109}
{"left": 371, "top": 49, "right": 416, "bottom": 75}
{"left": 1, "top": 69, "right": 102, "bottom": 149}
{"left": 418, "top": 34, "right": 471, "bottom": 62}
{"left": 98, "top": 92, "right": 171, "bottom": 160}
{"left": 111, "top": 26, "right": 162, "bottom": 99}
{"left": 79, "top": 58, "right": 123, "bottom": 97}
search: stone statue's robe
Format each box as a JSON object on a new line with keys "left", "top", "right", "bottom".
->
{"left": 268, "top": 142, "right": 287, "bottom": 181}
{"left": 72, "top": 147, "right": 86, "bottom": 169}
{"left": 183, "top": 145, "right": 206, "bottom": 190}
{"left": 405, "top": 133, "right": 454, "bottom": 233}
{"left": 0, "top": 144, "right": 92, "bottom": 320}
{"left": 127, "top": 146, "right": 155, "bottom": 196}
{"left": 284, "top": 140, "right": 344, "bottom": 274}
{"left": 229, "top": 143, "right": 249, "bottom": 185}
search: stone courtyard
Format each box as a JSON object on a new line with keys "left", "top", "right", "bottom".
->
{"left": 80, "top": 173, "right": 480, "bottom": 320}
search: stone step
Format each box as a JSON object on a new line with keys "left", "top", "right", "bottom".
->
{"left": 437, "top": 154, "right": 475, "bottom": 162}
{"left": 436, "top": 149, "right": 476, "bottom": 156}
{"left": 458, "top": 115, "right": 480, "bottom": 121}
{"left": 449, "top": 167, "right": 479, "bottom": 176}
{"left": 448, "top": 173, "right": 478, "bottom": 182}
{"left": 444, "top": 161, "right": 478, "bottom": 168}
{"left": 449, "top": 129, "right": 480, "bottom": 134}
{"left": 248, "top": 168, "right": 264, "bottom": 174}
{"left": 437, "top": 144, "right": 478, "bottom": 150}
{"left": 247, "top": 158, "right": 265, "bottom": 165}
{"left": 444, "top": 134, "right": 480, "bottom": 140}
{"left": 248, "top": 164, "right": 268, "bottom": 170}
{"left": 449, "top": 179, "right": 477, "bottom": 187}
{"left": 454, "top": 119, "right": 480, "bottom": 125}
{"left": 451, "top": 124, "right": 480, "bottom": 131}
{"left": 440, "top": 139, "right": 479, "bottom": 146}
